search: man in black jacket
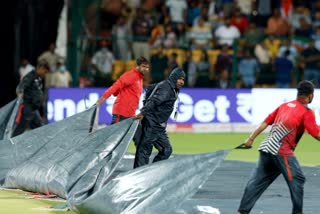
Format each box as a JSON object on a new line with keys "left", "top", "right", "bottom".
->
{"left": 133, "top": 67, "right": 185, "bottom": 168}
{"left": 12, "top": 61, "right": 49, "bottom": 137}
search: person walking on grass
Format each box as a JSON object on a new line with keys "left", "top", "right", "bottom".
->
{"left": 13, "top": 61, "right": 50, "bottom": 137}
{"left": 96, "top": 56, "right": 149, "bottom": 124}
{"left": 133, "top": 67, "right": 185, "bottom": 168}
{"left": 236, "top": 80, "right": 320, "bottom": 214}
{"left": 96, "top": 57, "right": 149, "bottom": 146}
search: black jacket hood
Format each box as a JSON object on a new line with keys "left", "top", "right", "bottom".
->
{"left": 168, "top": 67, "right": 185, "bottom": 87}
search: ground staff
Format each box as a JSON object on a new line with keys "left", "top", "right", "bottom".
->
{"left": 134, "top": 67, "right": 185, "bottom": 168}
{"left": 237, "top": 80, "right": 320, "bottom": 214}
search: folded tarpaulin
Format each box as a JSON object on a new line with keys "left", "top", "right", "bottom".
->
{"left": 0, "top": 106, "right": 97, "bottom": 186}
{"left": 71, "top": 150, "right": 229, "bottom": 214}
{"left": 3, "top": 116, "right": 139, "bottom": 199}
{"left": 0, "top": 98, "right": 22, "bottom": 140}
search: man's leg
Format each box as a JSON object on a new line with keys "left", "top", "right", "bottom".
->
{"left": 238, "top": 152, "right": 280, "bottom": 214}
{"left": 152, "top": 131, "right": 172, "bottom": 163}
{"left": 12, "top": 105, "right": 33, "bottom": 137}
{"left": 133, "top": 122, "right": 142, "bottom": 147}
{"left": 133, "top": 126, "right": 157, "bottom": 168}
{"left": 30, "top": 109, "right": 43, "bottom": 129}
{"left": 277, "top": 156, "right": 305, "bottom": 214}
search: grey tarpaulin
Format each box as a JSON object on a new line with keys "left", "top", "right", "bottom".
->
{"left": 0, "top": 98, "right": 22, "bottom": 140}
{"left": 0, "top": 106, "right": 97, "bottom": 186}
{"left": 71, "top": 150, "right": 229, "bottom": 214}
{"left": 3, "top": 115, "right": 139, "bottom": 199}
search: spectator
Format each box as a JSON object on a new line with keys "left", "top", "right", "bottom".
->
{"left": 215, "top": 44, "right": 233, "bottom": 74}
{"left": 253, "top": 0, "right": 273, "bottom": 27}
{"left": 37, "top": 42, "right": 62, "bottom": 72}
{"left": 274, "top": 50, "right": 294, "bottom": 88}
{"left": 312, "top": 26, "right": 320, "bottom": 51}
{"left": 216, "top": 0, "right": 234, "bottom": 17}
{"left": 231, "top": 8, "right": 249, "bottom": 34}
{"left": 12, "top": 61, "right": 50, "bottom": 137}
{"left": 174, "top": 22, "right": 189, "bottom": 49}
{"left": 312, "top": 11, "right": 320, "bottom": 29}
{"left": 266, "top": 8, "right": 290, "bottom": 37}
{"left": 294, "top": 17, "right": 313, "bottom": 38}
{"left": 165, "top": 0, "right": 187, "bottom": 25}
{"left": 162, "top": 24, "right": 177, "bottom": 48}
{"left": 277, "top": 39, "right": 299, "bottom": 66}
{"left": 254, "top": 41, "right": 274, "bottom": 88}
{"left": 243, "top": 22, "right": 265, "bottom": 51}
{"left": 112, "top": 15, "right": 132, "bottom": 61}
{"left": 214, "top": 17, "right": 240, "bottom": 47}
{"left": 186, "top": 0, "right": 201, "bottom": 27}
{"left": 91, "top": 40, "right": 115, "bottom": 86}
{"left": 291, "top": 5, "right": 312, "bottom": 31}
{"left": 195, "top": 49, "right": 213, "bottom": 87}
{"left": 182, "top": 49, "right": 197, "bottom": 87}
{"left": 236, "top": 0, "right": 252, "bottom": 17}
{"left": 18, "top": 58, "right": 34, "bottom": 81}
{"left": 149, "top": 22, "right": 165, "bottom": 49}
{"left": 193, "top": 5, "right": 210, "bottom": 27}
{"left": 190, "top": 17, "right": 213, "bottom": 50}
{"left": 263, "top": 36, "right": 281, "bottom": 60}
{"left": 131, "top": 8, "right": 152, "bottom": 60}
{"left": 51, "top": 59, "right": 73, "bottom": 87}
{"left": 301, "top": 40, "right": 320, "bottom": 83}
{"left": 215, "top": 68, "right": 232, "bottom": 88}
{"left": 157, "top": 3, "right": 171, "bottom": 25}
{"left": 238, "top": 49, "right": 259, "bottom": 88}
{"left": 168, "top": 52, "right": 179, "bottom": 72}
{"left": 150, "top": 46, "right": 169, "bottom": 83}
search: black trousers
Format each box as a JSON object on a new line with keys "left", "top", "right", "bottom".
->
{"left": 133, "top": 119, "right": 172, "bottom": 168}
{"left": 12, "top": 104, "right": 43, "bottom": 137}
{"left": 238, "top": 151, "right": 305, "bottom": 214}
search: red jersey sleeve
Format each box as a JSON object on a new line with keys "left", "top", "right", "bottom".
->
{"left": 102, "top": 72, "right": 133, "bottom": 98}
{"left": 303, "top": 110, "right": 320, "bottom": 138}
{"left": 264, "top": 107, "right": 279, "bottom": 125}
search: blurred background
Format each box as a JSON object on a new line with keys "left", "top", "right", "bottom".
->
{"left": 2, "top": 0, "right": 320, "bottom": 120}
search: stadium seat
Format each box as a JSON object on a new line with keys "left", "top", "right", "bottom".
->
{"left": 207, "top": 50, "right": 220, "bottom": 65}
{"left": 191, "top": 49, "right": 202, "bottom": 63}
{"left": 112, "top": 60, "right": 125, "bottom": 81}
{"left": 125, "top": 60, "right": 136, "bottom": 70}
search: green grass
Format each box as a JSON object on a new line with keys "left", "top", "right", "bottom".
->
{"left": 0, "top": 189, "right": 76, "bottom": 214}
{"left": 129, "top": 132, "right": 320, "bottom": 166}
{"left": 2, "top": 132, "right": 320, "bottom": 213}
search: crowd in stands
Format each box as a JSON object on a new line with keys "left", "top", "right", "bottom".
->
{"left": 22, "top": 0, "right": 320, "bottom": 90}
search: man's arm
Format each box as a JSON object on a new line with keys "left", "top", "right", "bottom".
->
{"left": 303, "top": 111, "right": 320, "bottom": 141}
{"left": 243, "top": 122, "right": 269, "bottom": 147}
{"left": 96, "top": 73, "right": 132, "bottom": 105}
{"left": 136, "top": 83, "right": 168, "bottom": 119}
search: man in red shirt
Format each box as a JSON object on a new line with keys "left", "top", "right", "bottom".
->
{"left": 96, "top": 57, "right": 149, "bottom": 124}
{"left": 237, "top": 80, "right": 320, "bottom": 214}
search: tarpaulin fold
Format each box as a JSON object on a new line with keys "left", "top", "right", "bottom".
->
{"left": 72, "top": 150, "right": 229, "bottom": 214}
{"left": 0, "top": 106, "right": 97, "bottom": 186}
{"left": 0, "top": 98, "right": 22, "bottom": 140}
{"left": 3, "top": 116, "right": 138, "bottom": 200}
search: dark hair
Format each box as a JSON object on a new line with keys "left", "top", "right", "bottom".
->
{"left": 37, "top": 60, "right": 50, "bottom": 71}
{"left": 297, "top": 80, "right": 315, "bottom": 96}
{"left": 136, "top": 57, "right": 149, "bottom": 66}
